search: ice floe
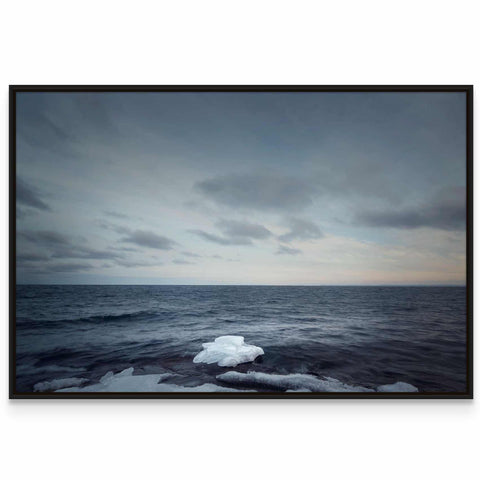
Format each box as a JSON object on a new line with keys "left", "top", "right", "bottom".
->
{"left": 44, "top": 367, "right": 418, "bottom": 393}
{"left": 55, "top": 367, "right": 254, "bottom": 393}
{"left": 217, "top": 371, "right": 375, "bottom": 392}
{"left": 217, "top": 371, "right": 419, "bottom": 393}
{"left": 193, "top": 335, "right": 264, "bottom": 367}
{"left": 56, "top": 368, "right": 172, "bottom": 392}
{"left": 376, "top": 381, "right": 419, "bottom": 392}
{"left": 34, "top": 377, "right": 89, "bottom": 392}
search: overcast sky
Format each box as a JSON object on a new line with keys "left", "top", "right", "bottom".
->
{"left": 16, "top": 91, "right": 466, "bottom": 285}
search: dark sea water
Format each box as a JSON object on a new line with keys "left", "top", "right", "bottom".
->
{"left": 15, "top": 285, "right": 467, "bottom": 393}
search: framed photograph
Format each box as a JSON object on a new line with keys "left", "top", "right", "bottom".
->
{"left": 9, "top": 85, "right": 473, "bottom": 399}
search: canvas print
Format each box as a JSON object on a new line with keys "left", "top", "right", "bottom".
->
{"left": 12, "top": 87, "right": 471, "bottom": 397}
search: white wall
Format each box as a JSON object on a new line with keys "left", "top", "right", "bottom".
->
{"left": 1, "top": 2, "right": 478, "bottom": 479}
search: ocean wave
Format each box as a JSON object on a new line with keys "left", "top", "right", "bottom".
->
{"left": 16, "top": 365, "right": 88, "bottom": 381}
{"left": 16, "top": 310, "right": 159, "bottom": 329}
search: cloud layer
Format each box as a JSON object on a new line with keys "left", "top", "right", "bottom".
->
{"left": 195, "top": 173, "right": 317, "bottom": 212}
{"left": 121, "top": 230, "right": 176, "bottom": 250}
{"left": 356, "top": 187, "right": 465, "bottom": 231}
{"left": 189, "top": 219, "right": 273, "bottom": 246}
{"left": 15, "top": 91, "right": 467, "bottom": 284}
{"left": 279, "top": 218, "right": 324, "bottom": 242}
{"left": 276, "top": 245, "right": 302, "bottom": 255}
{"left": 17, "top": 178, "right": 51, "bottom": 212}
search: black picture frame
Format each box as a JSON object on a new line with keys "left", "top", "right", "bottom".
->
{"left": 9, "top": 85, "right": 473, "bottom": 399}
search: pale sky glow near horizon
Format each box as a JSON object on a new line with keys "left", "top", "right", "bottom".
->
{"left": 16, "top": 91, "right": 467, "bottom": 285}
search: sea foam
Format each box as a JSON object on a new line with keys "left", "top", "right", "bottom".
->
{"left": 193, "top": 335, "right": 264, "bottom": 367}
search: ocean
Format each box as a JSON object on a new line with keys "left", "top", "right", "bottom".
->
{"left": 15, "top": 285, "right": 467, "bottom": 393}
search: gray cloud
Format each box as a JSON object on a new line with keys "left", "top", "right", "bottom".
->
{"left": 173, "top": 259, "right": 195, "bottom": 265}
{"left": 103, "top": 210, "right": 129, "bottom": 219}
{"left": 121, "top": 230, "right": 176, "bottom": 250}
{"left": 194, "top": 173, "right": 317, "bottom": 211}
{"left": 19, "top": 229, "right": 123, "bottom": 265}
{"left": 97, "top": 221, "right": 176, "bottom": 250}
{"left": 46, "top": 263, "right": 93, "bottom": 273}
{"left": 276, "top": 245, "right": 302, "bottom": 255}
{"left": 18, "top": 93, "right": 119, "bottom": 157}
{"left": 51, "top": 246, "right": 121, "bottom": 260}
{"left": 115, "top": 258, "right": 163, "bottom": 268}
{"left": 216, "top": 219, "right": 272, "bottom": 239}
{"left": 95, "top": 219, "right": 131, "bottom": 235}
{"left": 18, "top": 262, "right": 94, "bottom": 274}
{"left": 18, "top": 223, "right": 177, "bottom": 275}
{"left": 189, "top": 229, "right": 252, "bottom": 246}
{"left": 20, "top": 230, "right": 70, "bottom": 246}
{"left": 18, "top": 233, "right": 163, "bottom": 273}
{"left": 112, "top": 246, "right": 138, "bottom": 252}
{"left": 16, "top": 207, "right": 29, "bottom": 220}
{"left": 20, "top": 230, "right": 120, "bottom": 260}
{"left": 181, "top": 251, "right": 202, "bottom": 258}
{"left": 189, "top": 219, "right": 272, "bottom": 246}
{"left": 278, "top": 218, "right": 324, "bottom": 243}
{"left": 17, "top": 178, "right": 51, "bottom": 212}
{"left": 18, "top": 108, "right": 73, "bottom": 152}
{"left": 356, "top": 187, "right": 465, "bottom": 231}
{"left": 17, "top": 253, "right": 50, "bottom": 263}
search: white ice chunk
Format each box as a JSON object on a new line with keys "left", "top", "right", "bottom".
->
{"left": 55, "top": 367, "right": 255, "bottom": 393}
{"left": 152, "top": 383, "right": 255, "bottom": 393}
{"left": 99, "top": 371, "right": 114, "bottom": 384}
{"left": 34, "top": 377, "right": 88, "bottom": 392}
{"left": 193, "top": 335, "right": 264, "bottom": 367}
{"left": 376, "top": 382, "right": 419, "bottom": 392}
{"left": 57, "top": 367, "right": 172, "bottom": 392}
{"left": 217, "top": 371, "right": 375, "bottom": 392}
{"left": 114, "top": 367, "right": 134, "bottom": 377}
